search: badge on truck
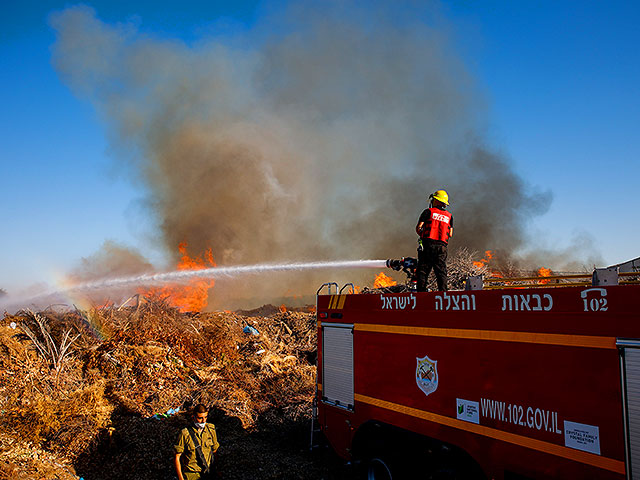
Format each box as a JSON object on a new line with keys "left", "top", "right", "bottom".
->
{"left": 416, "top": 355, "right": 438, "bottom": 397}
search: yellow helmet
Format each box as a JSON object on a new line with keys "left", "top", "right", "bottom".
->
{"left": 430, "top": 189, "right": 449, "bottom": 205}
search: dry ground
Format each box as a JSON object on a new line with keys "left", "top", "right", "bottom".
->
{"left": 0, "top": 301, "right": 351, "bottom": 480}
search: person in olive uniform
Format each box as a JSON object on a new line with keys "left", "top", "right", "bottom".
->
{"left": 174, "top": 404, "right": 219, "bottom": 480}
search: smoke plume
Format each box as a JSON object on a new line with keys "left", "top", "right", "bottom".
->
{"left": 49, "top": 3, "right": 564, "bottom": 305}
{"left": 69, "top": 240, "right": 154, "bottom": 282}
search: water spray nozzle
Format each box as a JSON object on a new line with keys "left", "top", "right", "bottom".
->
{"left": 386, "top": 257, "right": 418, "bottom": 281}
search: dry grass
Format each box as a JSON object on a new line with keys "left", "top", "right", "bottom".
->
{"left": 0, "top": 299, "right": 319, "bottom": 479}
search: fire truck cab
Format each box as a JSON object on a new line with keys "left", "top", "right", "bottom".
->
{"left": 314, "top": 265, "right": 640, "bottom": 479}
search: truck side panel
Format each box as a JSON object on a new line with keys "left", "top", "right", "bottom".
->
{"left": 317, "top": 285, "right": 640, "bottom": 479}
{"left": 354, "top": 330, "right": 624, "bottom": 478}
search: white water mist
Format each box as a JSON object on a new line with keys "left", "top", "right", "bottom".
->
{"left": 1, "top": 259, "right": 387, "bottom": 311}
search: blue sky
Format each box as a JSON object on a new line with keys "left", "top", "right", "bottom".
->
{"left": 1, "top": 1, "right": 639, "bottom": 291}
{"left": 453, "top": 1, "right": 640, "bottom": 248}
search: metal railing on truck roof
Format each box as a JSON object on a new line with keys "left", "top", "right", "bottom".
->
{"left": 468, "top": 270, "right": 640, "bottom": 291}
{"left": 314, "top": 267, "right": 639, "bottom": 295}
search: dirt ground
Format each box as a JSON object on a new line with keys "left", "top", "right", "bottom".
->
{"left": 72, "top": 411, "right": 353, "bottom": 480}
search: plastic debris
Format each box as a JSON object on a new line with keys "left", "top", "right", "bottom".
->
{"left": 256, "top": 349, "right": 266, "bottom": 355}
{"left": 243, "top": 325, "right": 259, "bottom": 336}
{"left": 9, "top": 321, "right": 17, "bottom": 329}
{"left": 150, "top": 406, "right": 180, "bottom": 420}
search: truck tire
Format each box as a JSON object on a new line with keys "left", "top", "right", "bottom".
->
{"left": 353, "top": 422, "right": 484, "bottom": 480}
{"left": 366, "top": 456, "right": 394, "bottom": 480}
{"left": 426, "top": 465, "right": 466, "bottom": 480}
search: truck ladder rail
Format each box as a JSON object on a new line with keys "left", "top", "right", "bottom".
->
{"left": 317, "top": 282, "right": 339, "bottom": 295}
{"left": 339, "top": 283, "right": 356, "bottom": 294}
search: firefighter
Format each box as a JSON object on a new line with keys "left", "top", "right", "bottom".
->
{"left": 174, "top": 404, "right": 220, "bottom": 480}
{"left": 415, "top": 189, "right": 453, "bottom": 292}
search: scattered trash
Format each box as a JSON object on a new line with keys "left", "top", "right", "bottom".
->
{"left": 151, "top": 406, "right": 180, "bottom": 420}
{"left": 9, "top": 321, "right": 16, "bottom": 329}
{"left": 243, "top": 325, "right": 260, "bottom": 336}
{"left": 256, "top": 349, "right": 266, "bottom": 355}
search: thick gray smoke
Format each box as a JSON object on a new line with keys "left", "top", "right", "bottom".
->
{"left": 49, "top": 3, "right": 561, "bottom": 305}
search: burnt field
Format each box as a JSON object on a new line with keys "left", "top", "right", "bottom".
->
{"left": 0, "top": 301, "right": 353, "bottom": 480}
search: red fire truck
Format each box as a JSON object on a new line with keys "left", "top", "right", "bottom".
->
{"left": 313, "top": 260, "right": 640, "bottom": 479}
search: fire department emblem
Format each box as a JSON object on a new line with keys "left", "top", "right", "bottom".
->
{"left": 416, "top": 355, "right": 438, "bottom": 397}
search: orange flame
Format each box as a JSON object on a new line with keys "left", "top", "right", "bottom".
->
{"left": 537, "top": 267, "right": 553, "bottom": 284}
{"left": 473, "top": 250, "right": 495, "bottom": 269}
{"left": 374, "top": 272, "right": 397, "bottom": 288}
{"left": 141, "top": 242, "right": 216, "bottom": 312}
{"left": 279, "top": 304, "right": 287, "bottom": 313}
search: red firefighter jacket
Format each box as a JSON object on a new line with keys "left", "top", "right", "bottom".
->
{"left": 419, "top": 208, "right": 452, "bottom": 244}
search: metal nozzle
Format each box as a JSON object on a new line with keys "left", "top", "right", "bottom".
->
{"left": 386, "top": 259, "right": 403, "bottom": 271}
{"left": 386, "top": 257, "right": 418, "bottom": 283}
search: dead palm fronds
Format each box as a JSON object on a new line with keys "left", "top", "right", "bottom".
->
{"left": 18, "top": 310, "right": 79, "bottom": 376}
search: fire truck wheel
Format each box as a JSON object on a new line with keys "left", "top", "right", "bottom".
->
{"left": 426, "top": 465, "right": 464, "bottom": 480}
{"left": 365, "top": 456, "right": 394, "bottom": 480}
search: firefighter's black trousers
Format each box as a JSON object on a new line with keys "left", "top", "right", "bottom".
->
{"left": 417, "top": 241, "right": 448, "bottom": 292}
